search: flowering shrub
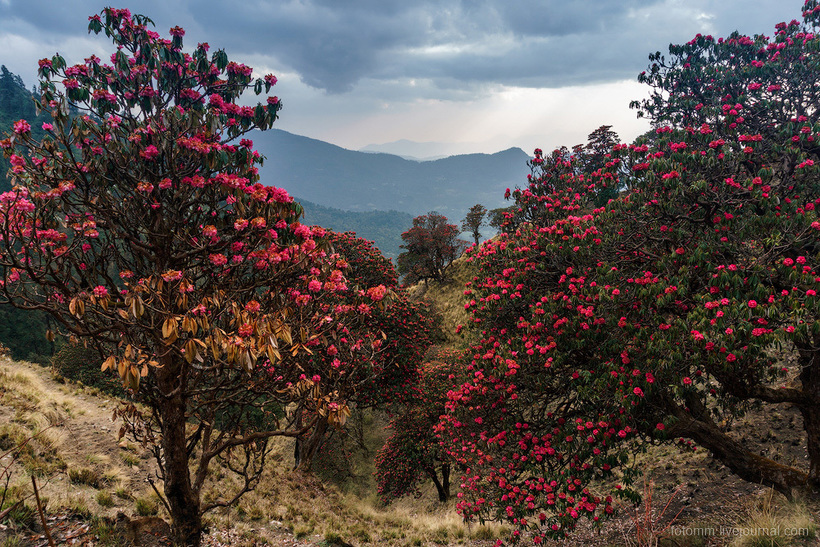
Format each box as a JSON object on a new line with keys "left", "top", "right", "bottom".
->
{"left": 289, "top": 231, "right": 436, "bottom": 469}
{"left": 375, "top": 348, "right": 465, "bottom": 503}
{"left": 439, "top": 3, "right": 820, "bottom": 544}
{"left": 0, "top": 9, "right": 381, "bottom": 546}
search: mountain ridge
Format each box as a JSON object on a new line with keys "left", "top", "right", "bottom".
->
{"left": 253, "top": 129, "right": 530, "bottom": 218}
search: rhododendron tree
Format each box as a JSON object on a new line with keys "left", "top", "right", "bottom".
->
{"left": 291, "top": 230, "right": 435, "bottom": 469}
{"left": 0, "top": 10, "right": 376, "bottom": 546}
{"left": 398, "top": 211, "right": 468, "bottom": 285}
{"left": 375, "top": 348, "right": 465, "bottom": 503}
{"left": 440, "top": 4, "right": 820, "bottom": 543}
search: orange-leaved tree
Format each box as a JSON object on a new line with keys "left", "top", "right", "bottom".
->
{"left": 0, "top": 9, "right": 376, "bottom": 545}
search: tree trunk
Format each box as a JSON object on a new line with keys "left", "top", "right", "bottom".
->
{"left": 427, "top": 464, "right": 450, "bottom": 502}
{"left": 441, "top": 463, "right": 450, "bottom": 500}
{"left": 294, "top": 415, "right": 329, "bottom": 471}
{"left": 802, "top": 403, "right": 820, "bottom": 484}
{"left": 666, "top": 396, "right": 818, "bottom": 500}
{"left": 158, "top": 367, "right": 202, "bottom": 546}
{"left": 798, "top": 347, "right": 820, "bottom": 484}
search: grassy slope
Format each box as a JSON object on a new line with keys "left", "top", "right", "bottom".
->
{"left": 0, "top": 357, "right": 507, "bottom": 546}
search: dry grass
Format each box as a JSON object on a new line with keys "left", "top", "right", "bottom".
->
{"left": 407, "top": 253, "right": 477, "bottom": 346}
{"left": 727, "top": 490, "right": 818, "bottom": 547}
{"left": 196, "top": 433, "right": 504, "bottom": 545}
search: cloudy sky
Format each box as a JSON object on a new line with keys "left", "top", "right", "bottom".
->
{"left": 0, "top": 0, "right": 803, "bottom": 156}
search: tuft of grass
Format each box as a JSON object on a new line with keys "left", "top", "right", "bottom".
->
{"left": 470, "top": 525, "right": 496, "bottom": 541}
{"left": 0, "top": 496, "right": 37, "bottom": 529}
{"left": 96, "top": 490, "right": 114, "bottom": 507}
{"left": 351, "top": 525, "right": 371, "bottom": 543}
{"left": 120, "top": 451, "right": 141, "bottom": 467}
{"left": 114, "top": 487, "right": 133, "bottom": 500}
{"left": 87, "top": 515, "right": 119, "bottom": 546}
{"left": 0, "top": 422, "right": 65, "bottom": 476}
{"left": 294, "top": 524, "right": 314, "bottom": 539}
{"left": 68, "top": 467, "right": 101, "bottom": 488}
{"left": 728, "top": 490, "right": 818, "bottom": 547}
{"left": 135, "top": 495, "right": 159, "bottom": 517}
{"left": 60, "top": 498, "right": 92, "bottom": 519}
{"left": 1, "top": 536, "right": 25, "bottom": 547}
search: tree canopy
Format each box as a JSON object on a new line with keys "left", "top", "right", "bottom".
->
{"left": 461, "top": 204, "right": 487, "bottom": 246}
{"left": 439, "top": 4, "right": 820, "bottom": 543}
{"left": 397, "top": 211, "right": 467, "bottom": 286}
{"left": 0, "top": 9, "right": 397, "bottom": 545}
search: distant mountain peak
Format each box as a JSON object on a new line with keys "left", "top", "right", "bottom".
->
{"left": 253, "top": 129, "right": 530, "bottom": 218}
{"left": 358, "top": 139, "right": 526, "bottom": 162}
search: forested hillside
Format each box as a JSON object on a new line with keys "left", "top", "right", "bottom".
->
{"left": 0, "top": 66, "right": 58, "bottom": 361}
{"left": 299, "top": 198, "right": 411, "bottom": 260}
{"left": 0, "top": 66, "right": 52, "bottom": 193}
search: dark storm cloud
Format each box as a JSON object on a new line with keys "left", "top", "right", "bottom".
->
{"left": 0, "top": 0, "right": 800, "bottom": 94}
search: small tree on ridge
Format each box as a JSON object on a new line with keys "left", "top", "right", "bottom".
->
{"left": 461, "top": 203, "right": 487, "bottom": 246}
{"left": 397, "top": 211, "right": 467, "bottom": 286}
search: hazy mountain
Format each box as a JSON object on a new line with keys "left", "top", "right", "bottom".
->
{"left": 359, "top": 138, "right": 515, "bottom": 161}
{"left": 253, "top": 129, "right": 531, "bottom": 218}
{"left": 359, "top": 139, "right": 452, "bottom": 161}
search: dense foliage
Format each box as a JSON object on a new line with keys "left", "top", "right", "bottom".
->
{"left": 375, "top": 348, "right": 465, "bottom": 503}
{"left": 0, "top": 10, "right": 395, "bottom": 545}
{"left": 397, "top": 211, "right": 468, "bottom": 286}
{"left": 291, "top": 231, "right": 435, "bottom": 469}
{"left": 439, "top": 3, "right": 820, "bottom": 543}
{"left": 0, "top": 67, "right": 60, "bottom": 361}
{"left": 0, "top": 66, "right": 53, "bottom": 194}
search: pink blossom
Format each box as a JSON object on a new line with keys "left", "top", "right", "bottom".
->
{"left": 209, "top": 253, "right": 227, "bottom": 266}
{"left": 366, "top": 285, "right": 387, "bottom": 301}
{"left": 92, "top": 285, "right": 108, "bottom": 297}
{"left": 12, "top": 120, "right": 30, "bottom": 134}
{"left": 140, "top": 145, "right": 160, "bottom": 160}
